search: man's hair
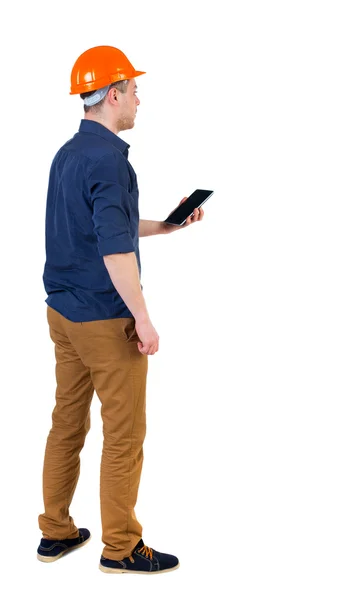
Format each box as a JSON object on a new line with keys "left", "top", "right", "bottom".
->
{"left": 80, "top": 79, "right": 130, "bottom": 113}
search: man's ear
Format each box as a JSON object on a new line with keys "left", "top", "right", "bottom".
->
{"left": 109, "top": 88, "right": 117, "bottom": 103}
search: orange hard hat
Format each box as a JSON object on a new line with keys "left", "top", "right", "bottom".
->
{"left": 70, "top": 45, "right": 145, "bottom": 95}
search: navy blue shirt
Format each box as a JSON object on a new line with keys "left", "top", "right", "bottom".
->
{"left": 43, "top": 119, "right": 142, "bottom": 322}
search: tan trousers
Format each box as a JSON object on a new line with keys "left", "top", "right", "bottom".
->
{"left": 38, "top": 305, "right": 148, "bottom": 561}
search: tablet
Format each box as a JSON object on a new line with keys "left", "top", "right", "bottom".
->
{"left": 164, "top": 189, "right": 214, "bottom": 226}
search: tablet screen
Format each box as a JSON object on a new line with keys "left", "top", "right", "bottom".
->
{"left": 164, "top": 189, "right": 214, "bottom": 225}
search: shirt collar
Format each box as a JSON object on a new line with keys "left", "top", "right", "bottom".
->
{"left": 79, "top": 119, "right": 130, "bottom": 155}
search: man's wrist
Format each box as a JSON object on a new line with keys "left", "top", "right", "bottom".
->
{"left": 133, "top": 308, "right": 150, "bottom": 323}
{"left": 158, "top": 221, "right": 169, "bottom": 234}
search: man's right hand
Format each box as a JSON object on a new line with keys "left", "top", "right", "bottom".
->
{"left": 135, "top": 318, "right": 159, "bottom": 355}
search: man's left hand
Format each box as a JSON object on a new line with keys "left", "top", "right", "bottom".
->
{"left": 160, "top": 197, "right": 205, "bottom": 234}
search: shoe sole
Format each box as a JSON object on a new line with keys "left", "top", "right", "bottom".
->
{"left": 98, "top": 562, "right": 180, "bottom": 575}
{"left": 37, "top": 534, "right": 92, "bottom": 563}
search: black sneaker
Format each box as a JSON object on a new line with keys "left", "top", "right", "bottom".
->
{"left": 99, "top": 539, "right": 180, "bottom": 574}
{"left": 37, "top": 528, "right": 91, "bottom": 562}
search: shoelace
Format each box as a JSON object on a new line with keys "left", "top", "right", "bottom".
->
{"left": 129, "top": 543, "right": 153, "bottom": 563}
{"left": 138, "top": 544, "right": 153, "bottom": 559}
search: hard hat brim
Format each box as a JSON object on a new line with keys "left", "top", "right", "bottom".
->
{"left": 70, "top": 70, "right": 146, "bottom": 95}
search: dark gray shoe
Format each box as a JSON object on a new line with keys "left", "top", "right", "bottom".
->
{"left": 99, "top": 539, "right": 180, "bottom": 574}
{"left": 37, "top": 528, "right": 91, "bottom": 562}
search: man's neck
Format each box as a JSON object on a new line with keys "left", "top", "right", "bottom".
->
{"left": 84, "top": 114, "right": 119, "bottom": 135}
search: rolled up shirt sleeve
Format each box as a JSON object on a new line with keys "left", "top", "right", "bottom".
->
{"left": 89, "top": 153, "right": 136, "bottom": 257}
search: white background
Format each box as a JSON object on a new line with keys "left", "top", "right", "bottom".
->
{"left": 1, "top": 0, "right": 358, "bottom": 598}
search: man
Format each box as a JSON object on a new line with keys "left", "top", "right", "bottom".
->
{"left": 36, "top": 45, "right": 204, "bottom": 574}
